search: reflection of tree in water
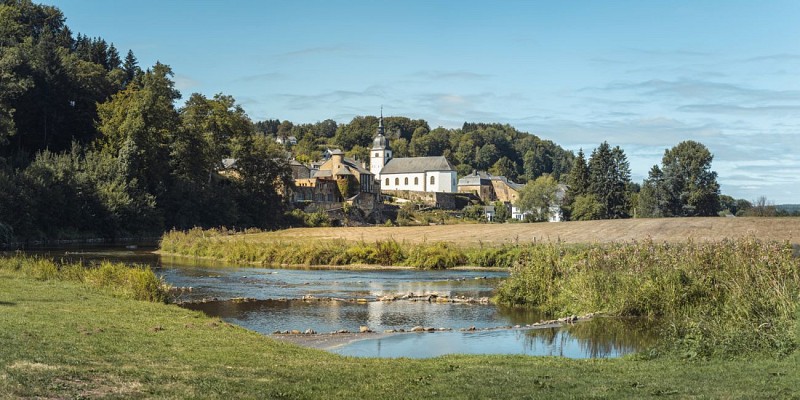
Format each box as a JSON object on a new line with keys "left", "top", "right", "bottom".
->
{"left": 496, "top": 305, "right": 547, "bottom": 326}
{"left": 522, "top": 317, "right": 660, "bottom": 358}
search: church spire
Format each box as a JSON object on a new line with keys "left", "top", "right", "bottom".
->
{"left": 377, "top": 105, "right": 385, "bottom": 136}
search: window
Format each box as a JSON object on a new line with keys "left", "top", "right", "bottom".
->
{"left": 375, "top": 152, "right": 379, "bottom": 157}
{"left": 414, "top": 177, "right": 419, "bottom": 185}
{"left": 385, "top": 178, "right": 389, "bottom": 186}
{"left": 430, "top": 176, "right": 436, "bottom": 185}
{"left": 404, "top": 177, "right": 409, "bottom": 185}
{"left": 395, "top": 178, "right": 399, "bottom": 185}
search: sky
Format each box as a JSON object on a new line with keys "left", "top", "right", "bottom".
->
{"left": 52, "top": 0, "right": 800, "bottom": 204}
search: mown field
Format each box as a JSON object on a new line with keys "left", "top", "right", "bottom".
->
{"left": 1, "top": 265, "right": 799, "bottom": 399}
{"left": 236, "top": 217, "right": 800, "bottom": 246}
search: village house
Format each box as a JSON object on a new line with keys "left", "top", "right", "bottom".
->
{"left": 457, "top": 170, "right": 523, "bottom": 203}
{"left": 288, "top": 149, "right": 382, "bottom": 220}
{"left": 276, "top": 135, "right": 297, "bottom": 146}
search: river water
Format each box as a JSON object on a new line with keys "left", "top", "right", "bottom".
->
{"left": 12, "top": 245, "right": 659, "bottom": 359}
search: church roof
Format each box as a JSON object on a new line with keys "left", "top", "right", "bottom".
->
{"left": 380, "top": 156, "right": 455, "bottom": 174}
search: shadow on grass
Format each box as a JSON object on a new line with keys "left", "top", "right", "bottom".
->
{"left": 0, "top": 301, "right": 17, "bottom": 306}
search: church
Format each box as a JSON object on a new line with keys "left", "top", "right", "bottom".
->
{"left": 369, "top": 115, "right": 457, "bottom": 193}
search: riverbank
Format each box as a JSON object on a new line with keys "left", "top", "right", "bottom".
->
{"left": 2, "top": 268, "right": 798, "bottom": 398}
{"left": 159, "top": 250, "right": 506, "bottom": 271}
{"left": 159, "top": 218, "right": 800, "bottom": 270}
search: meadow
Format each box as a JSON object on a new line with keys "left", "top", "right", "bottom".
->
{"left": 1, "top": 257, "right": 799, "bottom": 398}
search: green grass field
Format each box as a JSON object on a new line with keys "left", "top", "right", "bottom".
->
{"left": 2, "top": 268, "right": 799, "bottom": 399}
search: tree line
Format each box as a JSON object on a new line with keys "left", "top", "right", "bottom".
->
{"left": 0, "top": 1, "right": 290, "bottom": 243}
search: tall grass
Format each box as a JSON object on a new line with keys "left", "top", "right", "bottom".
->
{"left": 162, "top": 228, "right": 488, "bottom": 269}
{"left": 496, "top": 238, "right": 800, "bottom": 358}
{"left": 161, "top": 228, "right": 594, "bottom": 269}
{"left": 0, "top": 256, "right": 169, "bottom": 303}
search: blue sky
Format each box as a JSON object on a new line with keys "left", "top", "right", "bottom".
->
{"left": 52, "top": 0, "right": 800, "bottom": 203}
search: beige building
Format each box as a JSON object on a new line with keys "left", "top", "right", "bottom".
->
{"left": 457, "top": 171, "right": 523, "bottom": 204}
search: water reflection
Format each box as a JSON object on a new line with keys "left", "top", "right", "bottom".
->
{"left": 333, "top": 317, "right": 660, "bottom": 359}
{"left": 183, "top": 299, "right": 528, "bottom": 334}
{"left": 522, "top": 317, "right": 660, "bottom": 358}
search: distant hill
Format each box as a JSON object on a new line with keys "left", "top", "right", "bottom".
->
{"left": 777, "top": 204, "right": 800, "bottom": 213}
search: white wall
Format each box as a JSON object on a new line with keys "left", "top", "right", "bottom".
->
{"left": 428, "top": 171, "right": 457, "bottom": 193}
{"left": 380, "top": 171, "right": 457, "bottom": 193}
{"left": 381, "top": 172, "right": 426, "bottom": 191}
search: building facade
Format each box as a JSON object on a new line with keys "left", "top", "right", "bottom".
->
{"left": 370, "top": 114, "right": 457, "bottom": 193}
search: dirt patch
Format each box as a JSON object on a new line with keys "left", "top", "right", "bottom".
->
{"left": 272, "top": 331, "right": 397, "bottom": 350}
{"left": 8, "top": 361, "right": 60, "bottom": 371}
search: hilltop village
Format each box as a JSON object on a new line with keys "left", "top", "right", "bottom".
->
{"left": 274, "top": 114, "right": 565, "bottom": 226}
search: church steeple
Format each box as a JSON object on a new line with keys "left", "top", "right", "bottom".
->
{"left": 377, "top": 106, "right": 385, "bottom": 136}
{"left": 370, "top": 106, "right": 391, "bottom": 176}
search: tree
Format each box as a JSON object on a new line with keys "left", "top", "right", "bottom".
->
{"left": 588, "top": 142, "right": 631, "bottom": 219}
{"left": 566, "top": 149, "right": 589, "bottom": 197}
{"left": 745, "top": 196, "right": 776, "bottom": 217}
{"left": 230, "top": 134, "right": 292, "bottom": 227}
{"left": 334, "top": 116, "right": 377, "bottom": 149}
{"left": 570, "top": 194, "right": 604, "bottom": 221}
{"left": 489, "top": 156, "right": 518, "bottom": 180}
{"left": 659, "top": 141, "right": 720, "bottom": 217}
{"left": 517, "top": 175, "right": 559, "bottom": 222}
{"left": 96, "top": 62, "right": 180, "bottom": 204}
{"left": 106, "top": 43, "right": 121, "bottom": 70}
{"left": 641, "top": 141, "right": 721, "bottom": 218}
{"left": 122, "top": 49, "right": 140, "bottom": 85}
{"left": 638, "top": 165, "right": 666, "bottom": 218}
{"left": 493, "top": 201, "right": 510, "bottom": 223}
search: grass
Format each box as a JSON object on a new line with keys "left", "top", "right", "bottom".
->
{"left": 161, "top": 227, "right": 535, "bottom": 269}
{"left": 219, "top": 217, "right": 800, "bottom": 246}
{"left": 0, "top": 255, "right": 169, "bottom": 302}
{"left": 496, "top": 238, "right": 800, "bottom": 359}
{"left": 1, "top": 265, "right": 800, "bottom": 398}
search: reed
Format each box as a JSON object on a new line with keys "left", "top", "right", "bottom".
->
{"left": 496, "top": 238, "right": 800, "bottom": 358}
{"left": 0, "top": 256, "right": 169, "bottom": 303}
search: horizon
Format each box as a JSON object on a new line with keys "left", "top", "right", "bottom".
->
{"left": 51, "top": 0, "right": 800, "bottom": 203}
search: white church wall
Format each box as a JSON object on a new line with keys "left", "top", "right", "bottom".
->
{"left": 382, "top": 172, "right": 426, "bottom": 191}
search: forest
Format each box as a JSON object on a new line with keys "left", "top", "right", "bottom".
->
{"left": 0, "top": 0, "right": 778, "bottom": 245}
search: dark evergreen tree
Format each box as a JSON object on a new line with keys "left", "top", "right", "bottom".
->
{"left": 123, "top": 49, "right": 141, "bottom": 85}
{"left": 106, "top": 43, "right": 121, "bottom": 70}
{"left": 588, "top": 142, "right": 631, "bottom": 219}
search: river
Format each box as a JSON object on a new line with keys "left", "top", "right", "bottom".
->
{"left": 12, "top": 245, "right": 659, "bottom": 359}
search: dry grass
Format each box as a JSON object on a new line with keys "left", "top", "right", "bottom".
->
{"left": 239, "top": 217, "right": 800, "bottom": 246}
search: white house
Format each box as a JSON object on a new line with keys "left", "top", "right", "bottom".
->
{"left": 370, "top": 113, "right": 457, "bottom": 193}
{"left": 511, "top": 184, "right": 567, "bottom": 222}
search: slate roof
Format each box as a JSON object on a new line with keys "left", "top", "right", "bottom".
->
{"left": 380, "top": 156, "right": 455, "bottom": 174}
{"left": 491, "top": 175, "right": 524, "bottom": 191}
{"left": 458, "top": 174, "right": 485, "bottom": 186}
{"left": 458, "top": 170, "right": 491, "bottom": 186}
